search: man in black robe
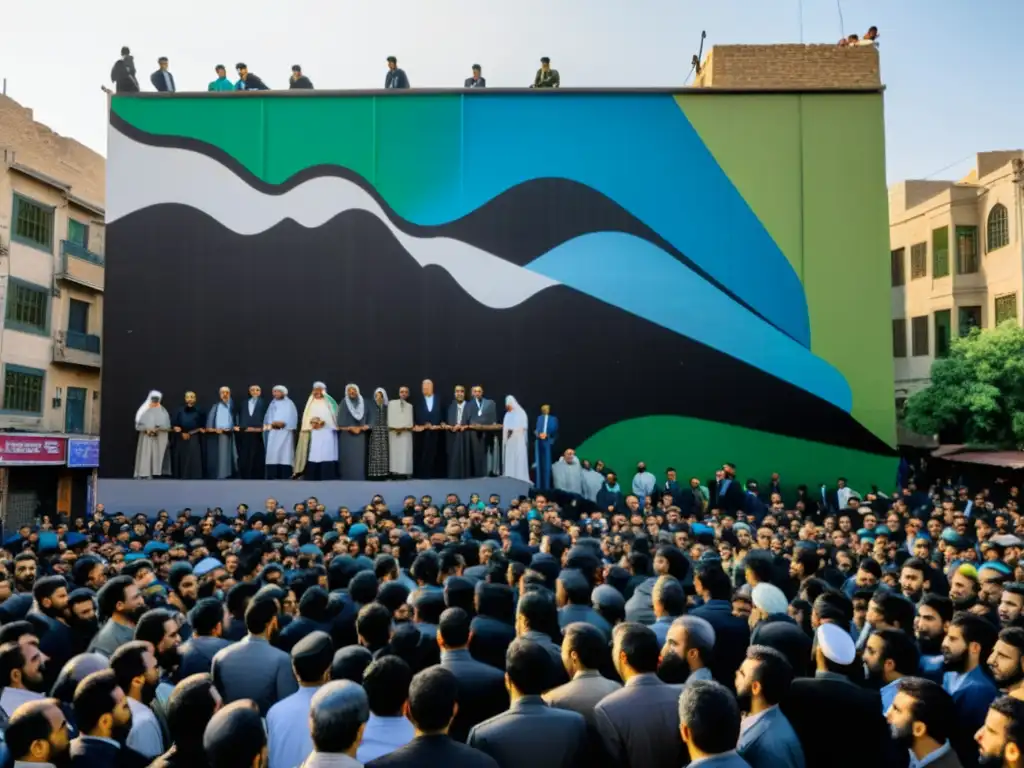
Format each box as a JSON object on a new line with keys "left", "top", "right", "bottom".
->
{"left": 467, "top": 385, "right": 498, "bottom": 478}
{"left": 446, "top": 385, "right": 472, "bottom": 479}
{"left": 171, "top": 391, "right": 205, "bottom": 479}
{"left": 414, "top": 378, "right": 444, "bottom": 479}
{"left": 237, "top": 384, "right": 268, "bottom": 479}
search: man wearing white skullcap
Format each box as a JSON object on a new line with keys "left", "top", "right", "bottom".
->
{"left": 782, "top": 622, "right": 889, "bottom": 768}
{"left": 816, "top": 622, "right": 856, "bottom": 668}
{"left": 749, "top": 583, "right": 789, "bottom": 630}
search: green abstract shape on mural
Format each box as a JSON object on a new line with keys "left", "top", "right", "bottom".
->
{"left": 679, "top": 92, "right": 894, "bottom": 447}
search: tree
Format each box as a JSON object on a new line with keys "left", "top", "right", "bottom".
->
{"left": 904, "top": 321, "right": 1024, "bottom": 448}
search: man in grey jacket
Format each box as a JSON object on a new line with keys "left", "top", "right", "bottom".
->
{"left": 211, "top": 594, "right": 297, "bottom": 715}
{"left": 177, "top": 598, "right": 230, "bottom": 679}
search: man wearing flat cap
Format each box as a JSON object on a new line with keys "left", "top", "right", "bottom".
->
{"left": 781, "top": 623, "right": 888, "bottom": 768}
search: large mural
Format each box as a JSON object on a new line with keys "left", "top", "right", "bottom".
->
{"left": 101, "top": 90, "right": 896, "bottom": 488}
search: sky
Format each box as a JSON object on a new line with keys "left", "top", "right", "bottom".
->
{"left": 0, "top": 0, "right": 1021, "bottom": 184}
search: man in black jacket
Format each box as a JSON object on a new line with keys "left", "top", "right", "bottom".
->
{"left": 177, "top": 598, "right": 229, "bottom": 679}
{"left": 27, "top": 576, "right": 74, "bottom": 691}
{"left": 235, "top": 63, "right": 269, "bottom": 91}
{"left": 110, "top": 47, "right": 139, "bottom": 93}
{"left": 385, "top": 56, "right": 410, "bottom": 89}
{"left": 437, "top": 608, "right": 507, "bottom": 742}
{"left": 691, "top": 560, "right": 750, "bottom": 689}
{"left": 367, "top": 667, "right": 498, "bottom": 767}
{"left": 289, "top": 65, "right": 314, "bottom": 89}
{"left": 69, "top": 669, "right": 148, "bottom": 768}
{"left": 150, "top": 58, "right": 176, "bottom": 92}
{"left": 464, "top": 64, "right": 486, "bottom": 88}
{"left": 782, "top": 623, "right": 887, "bottom": 768}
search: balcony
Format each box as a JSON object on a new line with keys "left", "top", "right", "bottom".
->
{"left": 53, "top": 330, "right": 101, "bottom": 369}
{"left": 56, "top": 240, "right": 104, "bottom": 292}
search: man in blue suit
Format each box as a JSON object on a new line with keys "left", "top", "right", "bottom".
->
{"left": 533, "top": 404, "right": 558, "bottom": 489}
{"left": 735, "top": 645, "right": 805, "bottom": 768}
{"left": 679, "top": 679, "right": 753, "bottom": 768}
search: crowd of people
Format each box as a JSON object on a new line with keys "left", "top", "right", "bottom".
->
{"left": 108, "top": 48, "right": 561, "bottom": 94}
{"left": 3, "top": 459, "right": 1024, "bottom": 767}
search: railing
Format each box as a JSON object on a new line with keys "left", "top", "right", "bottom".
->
{"left": 61, "top": 239, "right": 104, "bottom": 266}
{"left": 65, "top": 330, "right": 101, "bottom": 353}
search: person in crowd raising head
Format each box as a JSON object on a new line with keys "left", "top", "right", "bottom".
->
{"left": 885, "top": 677, "right": 960, "bottom": 768}
{"left": 5, "top": 697, "right": 71, "bottom": 767}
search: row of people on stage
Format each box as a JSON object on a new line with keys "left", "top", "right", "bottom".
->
{"left": 133, "top": 380, "right": 557, "bottom": 483}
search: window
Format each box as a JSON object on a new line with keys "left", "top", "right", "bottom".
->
{"left": 892, "top": 319, "right": 907, "bottom": 358}
{"left": 958, "top": 305, "right": 982, "bottom": 336}
{"left": 67, "top": 219, "right": 89, "bottom": 248}
{"left": 956, "top": 226, "right": 979, "bottom": 274}
{"left": 910, "top": 243, "right": 928, "bottom": 279}
{"left": 4, "top": 280, "right": 49, "bottom": 334}
{"left": 995, "top": 293, "right": 1018, "bottom": 326}
{"left": 11, "top": 194, "right": 54, "bottom": 252}
{"left": 988, "top": 204, "right": 1009, "bottom": 252}
{"left": 934, "top": 310, "right": 951, "bottom": 358}
{"left": 3, "top": 365, "right": 44, "bottom": 413}
{"left": 890, "top": 248, "right": 905, "bottom": 287}
{"left": 932, "top": 226, "right": 949, "bottom": 278}
{"left": 911, "top": 315, "right": 929, "bottom": 356}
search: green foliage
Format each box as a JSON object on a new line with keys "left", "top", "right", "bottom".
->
{"left": 904, "top": 321, "right": 1024, "bottom": 447}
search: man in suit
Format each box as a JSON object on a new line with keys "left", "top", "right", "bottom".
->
{"left": 708, "top": 464, "right": 745, "bottom": 513}
{"left": 942, "top": 611, "right": 999, "bottom": 767}
{"left": 367, "top": 667, "right": 498, "bottom": 767}
{"left": 177, "top": 598, "right": 230, "bottom": 679}
{"left": 470, "top": 582, "right": 517, "bottom": 671}
{"left": 437, "top": 607, "right": 508, "bottom": 742}
{"left": 414, "top": 379, "right": 445, "bottom": 478}
{"left": 533, "top": 404, "right": 558, "bottom": 488}
{"left": 467, "top": 385, "right": 498, "bottom": 478}
{"left": 27, "top": 576, "right": 74, "bottom": 690}
{"left": 467, "top": 639, "right": 587, "bottom": 767}
{"left": 782, "top": 623, "right": 888, "bottom": 768}
{"left": 69, "top": 669, "right": 149, "bottom": 768}
{"left": 886, "top": 677, "right": 962, "bottom": 768}
{"left": 465, "top": 64, "right": 486, "bottom": 88}
{"left": 544, "top": 623, "right": 620, "bottom": 720}
{"left": 691, "top": 560, "right": 750, "bottom": 690}
{"left": 515, "top": 590, "right": 569, "bottom": 690}
{"left": 385, "top": 56, "right": 410, "bottom": 89}
{"left": 735, "top": 645, "right": 805, "bottom": 768}
{"left": 111, "top": 46, "right": 139, "bottom": 93}
{"left": 556, "top": 569, "right": 611, "bottom": 639}
{"left": 679, "top": 679, "right": 752, "bottom": 768}
{"left": 210, "top": 595, "right": 298, "bottom": 715}
{"left": 593, "top": 622, "right": 687, "bottom": 768}
{"left": 5, "top": 698, "right": 72, "bottom": 767}
{"left": 150, "top": 57, "right": 176, "bottom": 92}
{"left": 234, "top": 384, "right": 267, "bottom": 479}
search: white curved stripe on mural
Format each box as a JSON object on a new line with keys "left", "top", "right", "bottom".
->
{"left": 106, "top": 126, "right": 558, "bottom": 310}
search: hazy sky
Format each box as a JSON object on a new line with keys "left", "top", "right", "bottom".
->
{"left": 1, "top": 0, "right": 1020, "bottom": 182}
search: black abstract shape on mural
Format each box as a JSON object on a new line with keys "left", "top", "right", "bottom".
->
{"left": 110, "top": 113, "right": 803, "bottom": 345}
{"left": 99, "top": 204, "right": 894, "bottom": 478}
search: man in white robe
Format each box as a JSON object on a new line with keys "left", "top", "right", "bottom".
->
{"left": 134, "top": 390, "right": 171, "bottom": 479}
{"left": 388, "top": 386, "right": 414, "bottom": 477}
{"left": 293, "top": 382, "right": 340, "bottom": 481}
{"left": 263, "top": 385, "right": 298, "bottom": 479}
{"left": 502, "top": 395, "right": 531, "bottom": 484}
{"left": 551, "top": 448, "right": 584, "bottom": 496}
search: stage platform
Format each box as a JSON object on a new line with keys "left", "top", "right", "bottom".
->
{"left": 96, "top": 478, "right": 533, "bottom": 516}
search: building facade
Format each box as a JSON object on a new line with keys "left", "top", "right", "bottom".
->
{"left": 0, "top": 94, "right": 104, "bottom": 526}
{"left": 890, "top": 152, "right": 1024, "bottom": 414}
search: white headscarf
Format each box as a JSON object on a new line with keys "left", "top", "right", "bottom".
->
{"left": 373, "top": 388, "right": 389, "bottom": 407}
{"left": 313, "top": 381, "right": 327, "bottom": 392}
{"left": 503, "top": 395, "right": 528, "bottom": 430}
{"left": 135, "top": 390, "right": 162, "bottom": 425}
{"left": 273, "top": 385, "right": 288, "bottom": 396}
{"left": 344, "top": 383, "right": 365, "bottom": 420}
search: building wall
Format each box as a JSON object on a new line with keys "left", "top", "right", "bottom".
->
{"left": 103, "top": 87, "right": 896, "bottom": 489}
{"left": 694, "top": 44, "right": 880, "bottom": 89}
{"left": 890, "top": 152, "right": 1024, "bottom": 403}
{"left": 0, "top": 95, "right": 105, "bottom": 437}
